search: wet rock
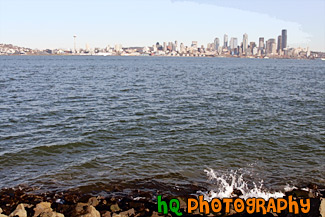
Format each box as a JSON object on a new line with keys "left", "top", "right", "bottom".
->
{"left": 75, "top": 203, "right": 100, "bottom": 217}
{"left": 232, "top": 189, "right": 243, "bottom": 197}
{"left": 288, "top": 189, "right": 310, "bottom": 198}
{"left": 320, "top": 198, "right": 325, "bottom": 217}
{"left": 9, "top": 204, "right": 27, "bottom": 217}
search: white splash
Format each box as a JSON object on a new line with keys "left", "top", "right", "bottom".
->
{"left": 201, "top": 169, "right": 285, "bottom": 201}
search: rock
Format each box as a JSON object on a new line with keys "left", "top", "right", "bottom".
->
{"left": 40, "top": 212, "right": 64, "bottom": 217}
{"left": 9, "top": 204, "right": 27, "bottom": 217}
{"left": 112, "top": 209, "right": 135, "bottom": 217}
{"left": 75, "top": 203, "right": 100, "bottom": 217}
{"left": 102, "top": 211, "right": 112, "bottom": 217}
{"left": 88, "top": 197, "right": 99, "bottom": 207}
{"left": 232, "top": 189, "right": 243, "bottom": 197}
{"left": 110, "top": 204, "right": 120, "bottom": 212}
{"left": 320, "top": 198, "right": 325, "bottom": 217}
{"left": 290, "top": 189, "right": 310, "bottom": 198}
{"left": 151, "top": 212, "right": 161, "bottom": 217}
{"left": 34, "top": 202, "right": 52, "bottom": 216}
{"left": 176, "top": 197, "right": 187, "bottom": 210}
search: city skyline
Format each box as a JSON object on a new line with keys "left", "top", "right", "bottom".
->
{"left": 0, "top": 0, "right": 324, "bottom": 52}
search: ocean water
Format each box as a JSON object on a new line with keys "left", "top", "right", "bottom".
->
{"left": 0, "top": 56, "right": 324, "bottom": 196}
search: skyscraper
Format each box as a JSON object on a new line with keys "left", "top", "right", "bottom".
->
{"left": 277, "top": 35, "right": 282, "bottom": 53}
{"left": 214, "top": 37, "right": 220, "bottom": 51}
{"left": 223, "top": 34, "right": 228, "bottom": 48}
{"left": 230, "top": 37, "right": 238, "bottom": 50}
{"left": 243, "top": 33, "right": 248, "bottom": 54}
{"left": 282, "top": 29, "right": 287, "bottom": 51}
{"left": 259, "top": 37, "right": 264, "bottom": 49}
{"left": 266, "top": 39, "right": 276, "bottom": 55}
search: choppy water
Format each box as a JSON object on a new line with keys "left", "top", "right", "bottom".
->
{"left": 0, "top": 56, "right": 324, "bottom": 195}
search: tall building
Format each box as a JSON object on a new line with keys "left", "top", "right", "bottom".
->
{"left": 277, "top": 35, "right": 282, "bottom": 53}
{"left": 243, "top": 33, "right": 248, "bottom": 54}
{"left": 230, "top": 37, "right": 238, "bottom": 50}
{"left": 266, "top": 39, "right": 276, "bottom": 55}
{"left": 282, "top": 29, "right": 287, "bottom": 50}
{"left": 174, "top": 41, "right": 178, "bottom": 52}
{"left": 223, "top": 34, "right": 228, "bottom": 48}
{"left": 259, "top": 37, "right": 264, "bottom": 49}
{"left": 180, "top": 43, "right": 185, "bottom": 53}
{"left": 214, "top": 37, "right": 220, "bottom": 51}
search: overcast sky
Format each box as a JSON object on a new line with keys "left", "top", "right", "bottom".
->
{"left": 0, "top": 0, "right": 324, "bottom": 51}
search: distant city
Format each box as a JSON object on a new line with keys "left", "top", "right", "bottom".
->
{"left": 1, "top": 29, "right": 325, "bottom": 59}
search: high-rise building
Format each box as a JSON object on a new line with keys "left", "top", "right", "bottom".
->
{"left": 259, "top": 37, "right": 264, "bottom": 49}
{"left": 266, "top": 39, "right": 276, "bottom": 55}
{"left": 282, "top": 29, "right": 287, "bottom": 50}
{"left": 230, "top": 37, "right": 238, "bottom": 50}
{"left": 250, "top": 42, "right": 256, "bottom": 53}
{"left": 243, "top": 33, "right": 248, "bottom": 54}
{"left": 214, "top": 37, "right": 220, "bottom": 51}
{"left": 180, "top": 43, "right": 185, "bottom": 54}
{"left": 277, "top": 35, "right": 282, "bottom": 53}
{"left": 223, "top": 34, "right": 228, "bottom": 48}
{"left": 174, "top": 41, "right": 178, "bottom": 52}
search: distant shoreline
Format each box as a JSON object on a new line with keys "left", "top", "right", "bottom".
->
{"left": 0, "top": 54, "right": 323, "bottom": 60}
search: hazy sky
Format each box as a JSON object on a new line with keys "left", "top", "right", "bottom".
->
{"left": 1, "top": 0, "right": 324, "bottom": 51}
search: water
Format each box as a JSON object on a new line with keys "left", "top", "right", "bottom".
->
{"left": 0, "top": 56, "right": 324, "bottom": 196}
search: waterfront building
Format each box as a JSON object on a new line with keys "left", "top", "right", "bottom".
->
{"left": 282, "top": 29, "right": 287, "bottom": 51}
{"left": 266, "top": 39, "right": 276, "bottom": 55}
{"left": 214, "top": 37, "right": 220, "bottom": 51}
{"left": 230, "top": 37, "right": 238, "bottom": 50}
{"left": 243, "top": 33, "right": 248, "bottom": 54}
{"left": 259, "top": 37, "right": 264, "bottom": 49}
{"left": 223, "top": 34, "right": 228, "bottom": 49}
{"left": 277, "top": 35, "right": 282, "bottom": 54}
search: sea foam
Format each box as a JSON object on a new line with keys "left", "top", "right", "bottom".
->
{"left": 200, "top": 169, "right": 286, "bottom": 201}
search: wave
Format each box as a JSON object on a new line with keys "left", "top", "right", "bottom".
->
{"left": 199, "top": 168, "right": 287, "bottom": 201}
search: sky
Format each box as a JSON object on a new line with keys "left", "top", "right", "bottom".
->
{"left": 0, "top": 0, "right": 324, "bottom": 51}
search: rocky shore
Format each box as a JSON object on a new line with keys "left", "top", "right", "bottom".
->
{"left": 0, "top": 186, "right": 324, "bottom": 217}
